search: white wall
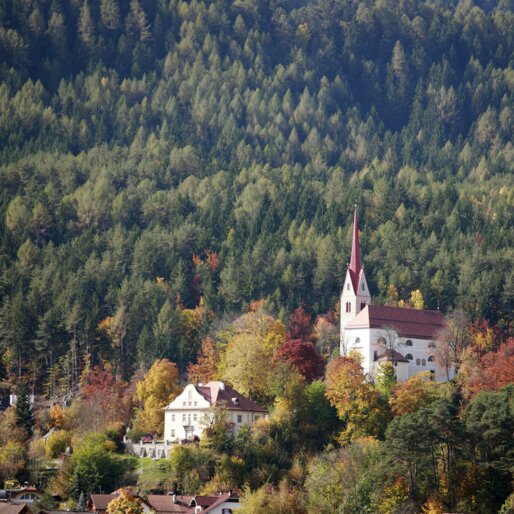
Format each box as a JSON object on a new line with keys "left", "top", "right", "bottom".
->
{"left": 164, "top": 384, "right": 265, "bottom": 442}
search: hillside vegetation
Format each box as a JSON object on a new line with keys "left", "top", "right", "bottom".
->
{"left": 0, "top": 0, "right": 513, "bottom": 384}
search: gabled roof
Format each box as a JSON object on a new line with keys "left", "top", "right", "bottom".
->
{"left": 0, "top": 505, "right": 31, "bottom": 514}
{"left": 194, "top": 382, "right": 267, "bottom": 413}
{"left": 146, "top": 492, "right": 239, "bottom": 514}
{"left": 146, "top": 494, "right": 192, "bottom": 513}
{"left": 88, "top": 494, "right": 117, "bottom": 510}
{"left": 375, "top": 349, "right": 409, "bottom": 363}
{"left": 347, "top": 304, "right": 444, "bottom": 339}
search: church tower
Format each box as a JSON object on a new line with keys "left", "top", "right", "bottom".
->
{"left": 340, "top": 208, "right": 371, "bottom": 343}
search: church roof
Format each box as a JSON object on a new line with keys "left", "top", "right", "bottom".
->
{"left": 346, "top": 304, "right": 444, "bottom": 339}
{"left": 348, "top": 208, "right": 362, "bottom": 291}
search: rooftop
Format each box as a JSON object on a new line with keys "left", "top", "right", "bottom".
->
{"left": 347, "top": 304, "right": 444, "bottom": 339}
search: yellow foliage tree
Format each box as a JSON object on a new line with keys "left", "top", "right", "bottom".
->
{"left": 389, "top": 371, "right": 438, "bottom": 416}
{"left": 409, "top": 289, "right": 425, "bottom": 310}
{"left": 49, "top": 404, "right": 65, "bottom": 428}
{"left": 325, "top": 357, "right": 385, "bottom": 444}
{"left": 133, "top": 359, "right": 181, "bottom": 435}
{"left": 220, "top": 312, "right": 285, "bottom": 401}
{"left": 107, "top": 489, "right": 144, "bottom": 514}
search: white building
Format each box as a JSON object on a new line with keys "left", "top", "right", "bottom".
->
{"left": 341, "top": 209, "right": 453, "bottom": 382}
{"left": 163, "top": 381, "right": 267, "bottom": 443}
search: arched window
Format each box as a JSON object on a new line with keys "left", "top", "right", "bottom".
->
{"left": 416, "top": 358, "right": 421, "bottom": 365}
{"left": 362, "top": 282, "right": 365, "bottom": 291}
{"left": 347, "top": 283, "right": 350, "bottom": 291}
{"left": 405, "top": 339, "right": 413, "bottom": 346}
{"left": 405, "top": 354, "right": 413, "bottom": 360}
{"left": 422, "top": 359, "right": 426, "bottom": 366}
{"left": 428, "top": 355, "right": 435, "bottom": 362}
{"left": 345, "top": 302, "right": 351, "bottom": 312}
{"left": 355, "top": 337, "right": 361, "bottom": 345}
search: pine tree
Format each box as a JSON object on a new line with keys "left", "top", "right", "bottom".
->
{"left": 76, "top": 490, "right": 87, "bottom": 510}
{"left": 15, "top": 387, "right": 34, "bottom": 438}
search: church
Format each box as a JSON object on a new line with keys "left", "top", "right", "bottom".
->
{"left": 340, "top": 209, "right": 454, "bottom": 382}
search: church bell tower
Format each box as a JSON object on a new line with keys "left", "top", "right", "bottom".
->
{"left": 340, "top": 208, "right": 371, "bottom": 343}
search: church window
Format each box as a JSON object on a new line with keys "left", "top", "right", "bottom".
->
{"left": 406, "top": 354, "right": 413, "bottom": 360}
{"left": 428, "top": 356, "right": 435, "bottom": 362}
{"left": 422, "top": 359, "right": 426, "bottom": 366}
{"left": 345, "top": 302, "right": 351, "bottom": 312}
{"left": 347, "top": 283, "right": 350, "bottom": 291}
{"left": 362, "top": 283, "right": 365, "bottom": 291}
{"left": 405, "top": 340, "right": 413, "bottom": 346}
{"left": 416, "top": 358, "right": 421, "bottom": 365}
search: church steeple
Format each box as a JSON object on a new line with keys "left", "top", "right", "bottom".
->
{"left": 340, "top": 207, "right": 372, "bottom": 342}
{"left": 349, "top": 207, "right": 361, "bottom": 291}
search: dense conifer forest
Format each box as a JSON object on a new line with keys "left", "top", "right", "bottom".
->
{"left": 0, "top": 1, "right": 514, "bottom": 512}
{"left": 1, "top": 0, "right": 512, "bottom": 385}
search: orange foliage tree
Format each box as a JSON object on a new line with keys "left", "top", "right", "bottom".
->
{"left": 187, "top": 337, "right": 218, "bottom": 383}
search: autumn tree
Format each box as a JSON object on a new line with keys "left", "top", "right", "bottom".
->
{"left": 273, "top": 339, "right": 323, "bottom": 382}
{"left": 388, "top": 372, "right": 439, "bottom": 416}
{"left": 187, "top": 337, "right": 218, "bottom": 383}
{"left": 325, "top": 357, "right": 385, "bottom": 443}
{"left": 107, "top": 489, "right": 144, "bottom": 514}
{"left": 434, "top": 310, "right": 470, "bottom": 378}
{"left": 133, "top": 359, "right": 181, "bottom": 435}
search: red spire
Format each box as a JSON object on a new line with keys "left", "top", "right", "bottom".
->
{"left": 349, "top": 207, "right": 361, "bottom": 291}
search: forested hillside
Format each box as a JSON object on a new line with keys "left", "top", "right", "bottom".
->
{"left": 0, "top": 0, "right": 513, "bottom": 386}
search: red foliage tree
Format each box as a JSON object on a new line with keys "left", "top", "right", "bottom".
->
{"left": 81, "top": 366, "right": 133, "bottom": 424}
{"left": 466, "top": 338, "right": 514, "bottom": 396}
{"left": 273, "top": 339, "right": 323, "bottom": 382}
{"left": 287, "top": 306, "right": 313, "bottom": 342}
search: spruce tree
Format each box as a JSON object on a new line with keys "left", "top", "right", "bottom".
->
{"left": 15, "top": 386, "right": 34, "bottom": 437}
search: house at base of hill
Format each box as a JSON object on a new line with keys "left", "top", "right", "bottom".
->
{"left": 163, "top": 381, "right": 266, "bottom": 444}
{"left": 147, "top": 491, "right": 239, "bottom": 514}
{"left": 340, "top": 209, "right": 455, "bottom": 382}
{"left": 85, "top": 491, "right": 239, "bottom": 514}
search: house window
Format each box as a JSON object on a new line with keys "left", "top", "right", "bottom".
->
{"left": 355, "top": 337, "right": 360, "bottom": 345}
{"left": 183, "top": 401, "right": 186, "bottom": 406}
{"left": 193, "top": 414, "right": 197, "bottom": 421}
{"left": 194, "top": 401, "right": 197, "bottom": 406}
{"left": 428, "top": 355, "right": 435, "bottom": 362}
{"left": 422, "top": 359, "right": 426, "bottom": 366}
{"left": 255, "top": 415, "right": 259, "bottom": 421}
{"left": 360, "top": 302, "right": 366, "bottom": 310}
{"left": 405, "top": 340, "right": 413, "bottom": 346}
{"left": 237, "top": 415, "right": 242, "bottom": 423}
{"left": 171, "top": 430, "right": 175, "bottom": 437}
{"left": 188, "top": 401, "right": 192, "bottom": 406}
{"left": 416, "top": 358, "right": 421, "bottom": 365}
{"left": 405, "top": 354, "right": 413, "bottom": 360}
{"left": 172, "top": 414, "right": 175, "bottom": 422}
{"left": 182, "top": 414, "right": 186, "bottom": 421}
